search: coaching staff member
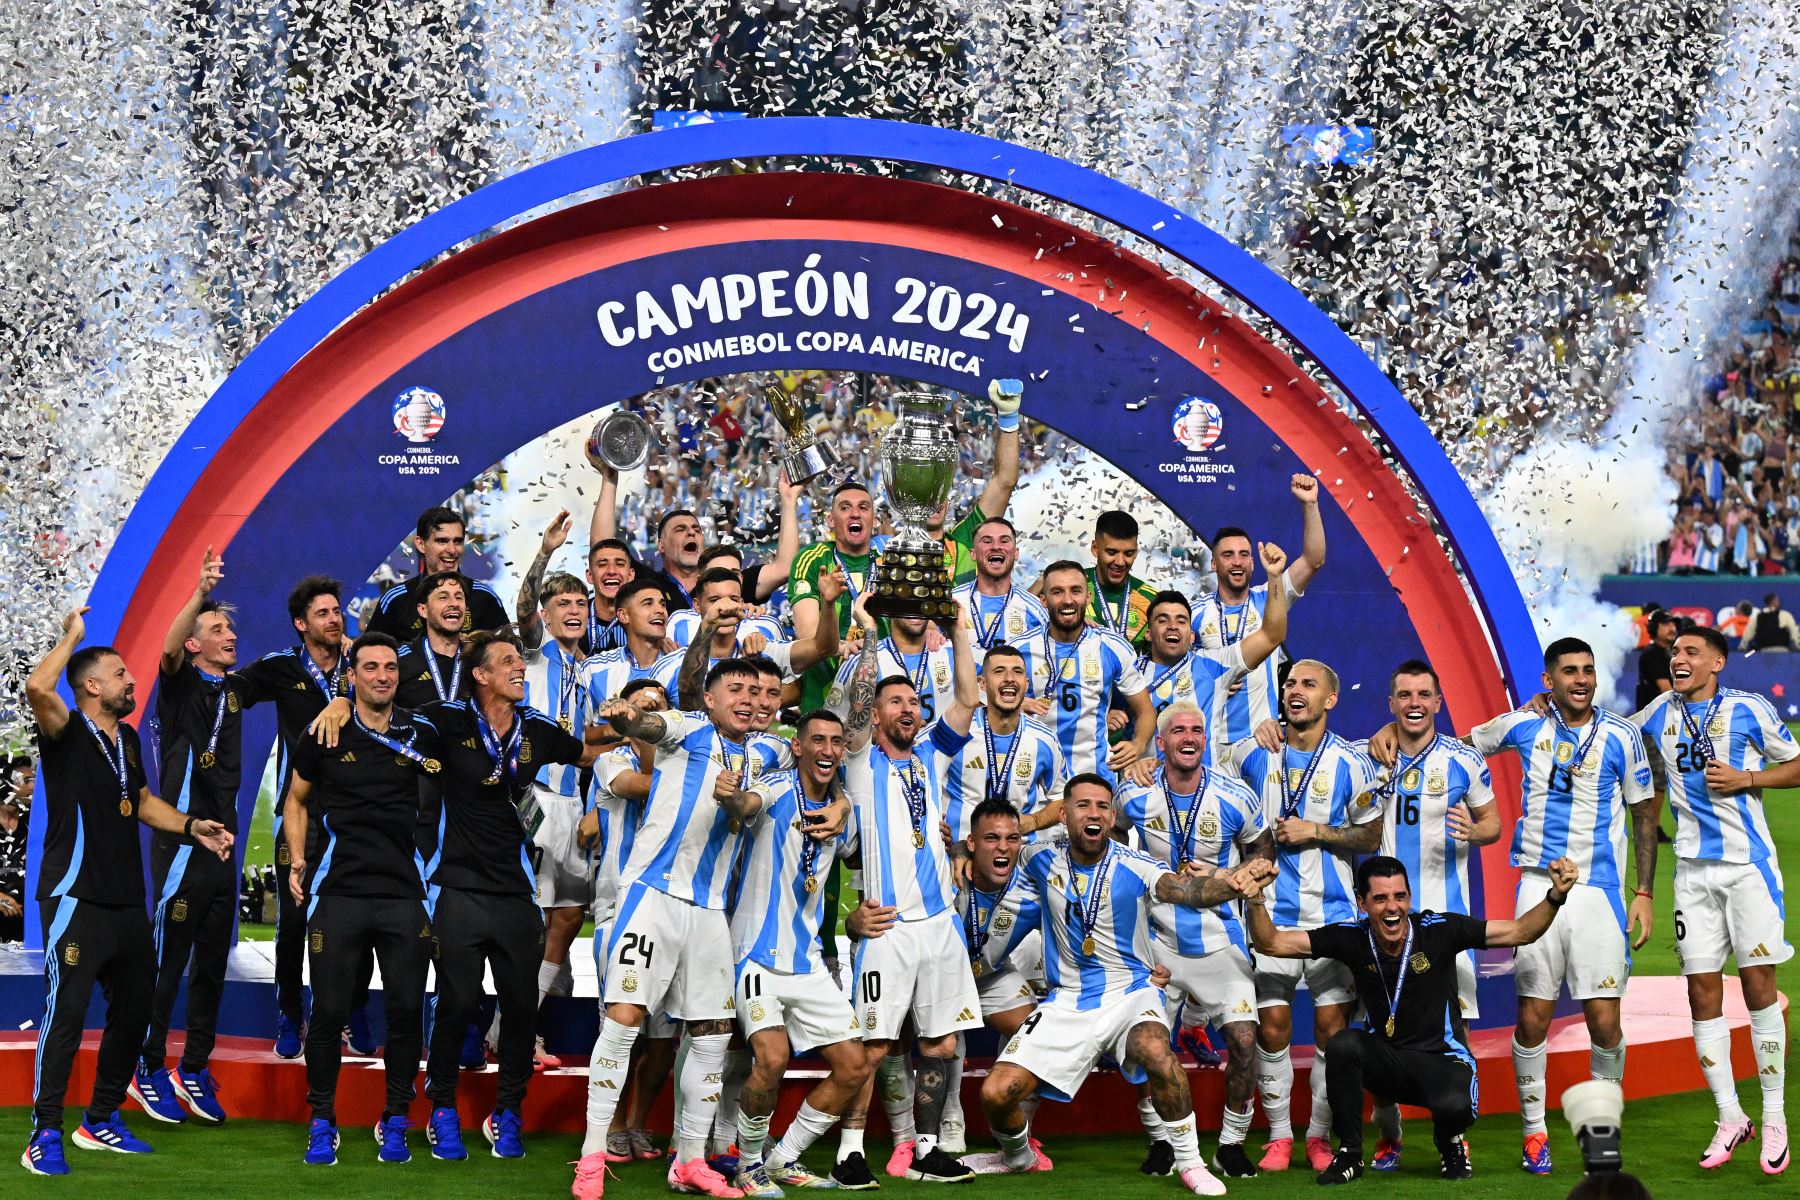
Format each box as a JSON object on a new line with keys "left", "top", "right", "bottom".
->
{"left": 1249, "top": 852, "right": 1580, "bottom": 1184}
{"left": 283, "top": 632, "right": 441, "bottom": 1167}
{"left": 22, "top": 609, "right": 233, "bottom": 1176}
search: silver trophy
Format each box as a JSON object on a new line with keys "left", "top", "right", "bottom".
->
{"left": 867, "top": 391, "right": 960, "bottom": 621}
{"left": 765, "top": 374, "right": 840, "bottom": 484}
{"left": 585, "top": 409, "right": 653, "bottom": 472}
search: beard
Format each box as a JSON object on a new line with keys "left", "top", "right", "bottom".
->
{"left": 102, "top": 692, "right": 136, "bottom": 719}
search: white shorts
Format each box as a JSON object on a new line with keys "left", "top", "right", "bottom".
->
{"left": 1674, "top": 858, "right": 1794, "bottom": 975}
{"left": 531, "top": 789, "right": 591, "bottom": 909}
{"left": 1455, "top": 950, "right": 1480, "bottom": 1019}
{"left": 1160, "top": 943, "right": 1258, "bottom": 1027}
{"left": 851, "top": 913, "right": 982, "bottom": 1042}
{"left": 1255, "top": 934, "right": 1356, "bottom": 1009}
{"left": 997, "top": 985, "right": 1169, "bottom": 1101}
{"left": 976, "top": 960, "right": 1040, "bottom": 1020}
{"left": 737, "top": 963, "right": 861, "bottom": 1052}
{"left": 1513, "top": 871, "right": 1628, "bottom": 1001}
{"left": 592, "top": 918, "right": 679, "bottom": 1039}
{"left": 601, "top": 883, "right": 733, "bottom": 1023}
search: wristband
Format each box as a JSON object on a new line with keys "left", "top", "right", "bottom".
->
{"left": 183, "top": 815, "right": 196, "bottom": 839}
{"left": 1634, "top": 889, "right": 1652, "bottom": 899}
{"left": 995, "top": 411, "right": 1020, "bottom": 433}
{"left": 1546, "top": 887, "right": 1565, "bottom": 909}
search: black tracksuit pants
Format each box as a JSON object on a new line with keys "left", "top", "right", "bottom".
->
{"left": 142, "top": 841, "right": 234, "bottom": 1071}
{"left": 32, "top": 897, "right": 154, "bottom": 1131}
{"left": 424, "top": 887, "right": 544, "bottom": 1114}
{"left": 1325, "top": 1026, "right": 1478, "bottom": 1155}
{"left": 304, "top": 894, "right": 432, "bottom": 1122}
{"left": 275, "top": 818, "right": 372, "bottom": 1024}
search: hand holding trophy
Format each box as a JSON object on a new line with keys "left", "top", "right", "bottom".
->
{"left": 765, "top": 372, "right": 839, "bottom": 484}
{"left": 585, "top": 406, "right": 654, "bottom": 473}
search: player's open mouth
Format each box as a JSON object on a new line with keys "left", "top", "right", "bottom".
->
{"left": 1402, "top": 707, "right": 1426, "bottom": 722}
{"left": 985, "top": 551, "right": 1007, "bottom": 568}
{"left": 1671, "top": 664, "right": 1691, "bottom": 681}
{"left": 681, "top": 538, "right": 701, "bottom": 556}
{"left": 507, "top": 671, "right": 526, "bottom": 688}
{"left": 997, "top": 683, "right": 1020, "bottom": 703}
{"left": 220, "top": 640, "right": 237, "bottom": 656}
{"left": 648, "top": 613, "right": 666, "bottom": 630}
{"left": 1286, "top": 695, "right": 1308, "bottom": 715}
{"left": 600, "top": 573, "right": 626, "bottom": 589}
{"left": 1081, "top": 821, "right": 1104, "bottom": 837}
{"left": 989, "top": 854, "right": 1012, "bottom": 875}
{"left": 445, "top": 607, "right": 464, "bottom": 624}
{"left": 733, "top": 707, "right": 753, "bottom": 724}
{"left": 846, "top": 519, "right": 865, "bottom": 537}
{"left": 1380, "top": 913, "right": 1404, "bottom": 930}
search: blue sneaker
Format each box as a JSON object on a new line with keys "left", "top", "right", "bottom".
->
{"left": 375, "top": 1115, "right": 411, "bottom": 1163}
{"left": 428, "top": 1106, "right": 467, "bottom": 1161}
{"left": 1176, "top": 1023, "right": 1224, "bottom": 1068}
{"left": 305, "top": 1119, "right": 339, "bottom": 1166}
{"left": 1372, "top": 1138, "right": 1402, "bottom": 1171}
{"left": 274, "top": 1014, "right": 305, "bottom": 1059}
{"left": 127, "top": 1065, "right": 186, "bottom": 1124}
{"left": 72, "top": 1112, "right": 154, "bottom": 1154}
{"left": 21, "top": 1129, "right": 69, "bottom": 1176}
{"left": 483, "top": 1108, "right": 524, "bottom": 1159}
{"left": 345, "top": 1007, "right": 378, "bottom": 1056}
{"left": 459, "top": 1023, "right": 487, "bottom": 1070}
{"left": 1521, "top": 1131, "right": 1552, "bottom": 1175}
{"left": 172, "top": 1068, "right": 227, "bottom": 1125}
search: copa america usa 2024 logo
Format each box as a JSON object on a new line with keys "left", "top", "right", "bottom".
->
{"left": 1172, "top": 396, "right": 1223, "bottom": 452}
{"left": 392, "top": 386, "right": 447, "bottom": 442}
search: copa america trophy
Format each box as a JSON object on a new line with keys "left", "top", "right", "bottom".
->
{"left": 765, "top": 374, "right": 839, "bottom": 484}
{"left": 867, "top": 391, "right": 960, "bottom": 621}
{"left": 585, "top": 408, "right": 653, "bottom": 472}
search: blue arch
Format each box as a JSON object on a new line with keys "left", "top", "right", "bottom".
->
{"left": 88, "top": 116, "right": 1536, "bottom": 694}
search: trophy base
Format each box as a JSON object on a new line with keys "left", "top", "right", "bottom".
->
{"left": 782, "top": 440, "right": 840, "bottom": 486}
{"left": 866, "top": 547, "right": 958, "bottom": 621}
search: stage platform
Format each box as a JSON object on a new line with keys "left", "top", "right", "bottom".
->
{"left": 1, "top": 935, "right": 1780, "bottom": 1133}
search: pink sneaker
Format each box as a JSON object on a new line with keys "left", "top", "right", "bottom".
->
{"left": 669, "top": 1156, "right": 745, "bottom": 1197}
{"left": 1306, "top": 1136, "right": 1334, "bottom": 1172}
{"left": 1700, "top": 1116, "right": 1755, "bottom": 1169}
{"left": 885, "top": 1139, "right": 915, "bottom": 1176}
{"left": 1258, "top": 1137, "right": 1292, "bottom": 1171}
{"left": 572, "top": 1152, "right": 612, "bottom": 1200}
{"left": 1178, "top": 1162, "right": 1228, "bottom": 1195}
{"left": 1762, "top": 1123, "right": 1788, "bottom": 1175}
{"left": 1030, "top": 1137, "right": 1054, "bottom": 1171}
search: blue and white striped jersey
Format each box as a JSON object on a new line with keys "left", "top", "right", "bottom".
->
{"left": 524, "top": 644, "right": 589, "bottom": 798}
{"left": 845, "top": 722, "right": 973, "bottom": 921}
{"left": 1191, "top": 571, "right": 1302, "bottom": 743}
{"left": 1012, "top": 841, "right": 1167, "bottom": 1010}
{"left": 729, "top": 771, "right": 858, "bottom": 974}
{"left": 668, "top": 609, "right": 784, "bottom": 650}
{"left": 938, "top": 709, "right": 1065, "bottom": 841}
{"left": 1470, "top": 708, "right": 1654, "bottom": 891}
{"left": 583, "top": 647, "right": 669, "bottom": 705}
{"left": 1353, "top": 736, "right": 1494, "bottom": 917}
{"left": 589, "top": 746, "right": 644, "bottom": 925}
{"left": 961, "top": 872, "right": 1042, "bottom": 977}
{"left": 1117, "top": 768, "right": 1266, "bottom": 955}
{"left": 1230, "top": 734, "right": 1382, "bottom": 927}
{"left": 623, "top": 710, "right": 753, "bottom": 910}
{"left": 826, "top": 640, "right": 954, "bottom": 727}
{"left": 1010, "top": 628, "right": 1148, "bottom": 784}
{"left": 952, "top": 583, "right": 1049, "bottom": 658}
{"left": 1629, "top": 689, "right": 1798, "bottom": 865}
{"left": 1139, "top": 647, "right": 1248, "bottom": 766}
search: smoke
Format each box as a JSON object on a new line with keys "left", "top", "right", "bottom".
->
{"left": 1481, "top": 0, "right": 1800, "bottom": 705}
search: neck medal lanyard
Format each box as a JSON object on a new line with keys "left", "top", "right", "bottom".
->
{"left": 1164, "top": 767, "right": 1210, "bottom": 872}
{"left": 1550, "top": 706, "right": 1603, "bottom": 776}
{"left": 301, "top": 646, "right": 341, "bottom": 701}
{"left": 196, "top": 670, "right": 228, "bottom": 770}
{"left": 1384, "top": 734, "right": 1441, "bottom": 797}
{"left": 424, "top": 638, "right": 462, "bottom": 702}
{"left": 719, "top": 734, "right": 749, "bottom": 832}
{"left": 551, "top": 644, "right": 581, "bottom": 732}
{"left": 971, "top": 589, "right": 1013, "bottom": 651}
{"left": 896, "top": 756, "right": 928, "bottom": 849}
{"left": 799, "top": 780, "right": 833, "bottom": 895}
{"left": 1041, "top": 625, "right": 1085, "bottom": 697}
{"left": 1090, "top": 568, "right": 1127, "bottom": 635}
{"left": 352, "top": 708, "right": 441, "bottom": 775}
{"left": 1366, "top": 916, "right": 1415, "bottom": 1038}
{"left": 1218, "top": 595, "right": 1249, "bottom": 646}
{"left": 1281, "top": 740, "right": 1328, "bottom": 821}
{"left": 1679, "top": 692, "right": 1727, "bottom": 764}
{"left": 965, "top": 867, "right": 1017, "bottom": 978}
{"left": 885, "top": 637, "right": 931, "bottom": 708}
{"left": 476, "top": 707, "right": 525, "bottom": 788}
{"left": 81, "top": 712, "right": 130, "bottom": 816}
{"left": 832, "top": 550, "right": 865, "bottom": 605}
{"left": 1069, "top": 839, "right": 1116, "bottom": 957}
{"left": 1147, "top": 652, "right": 1191, "bottom": 707}
{"left": 983, "top": 711, "right": 1025, "bottom": 805}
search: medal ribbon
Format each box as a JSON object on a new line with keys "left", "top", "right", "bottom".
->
{"left": 551, "top": 644, "right": 581, "bottom": 728}
{"left": 1281, "top": 741, "right": 1328, "bottom": 821}
{"left": 80, "top": 713, "right": 128, "bottom": 804}
{"left": 1365, "top": 917, "right": 1415, "bottom": 1038}
{"left": 1089, "top": 568, "right": 1127, "bottom": 634}
{"left": 1549, "top": 707, "right": 1603, "bottom": 775}
{"left": 832, "top": 551, "right": 865, "bottom": 603}
{"left": 895, "top": 756, "right": 928, "bottom": 844}
{"left": 885, "top": 638, "right": 932, "bottom": 710}
{"left": 197, "top": 669, "right": 228, "bottom": 769}
{"left": 1040, "top": 626, "right": 1086, "bottom": 697}
{"left": 965, "top": 867, "right": 1017, "bottom": 963}
{"left": 1382, "top": 734, "right": 1441, "bottom": 797}
{"left": 423, "top": 640, "right": 462, "bottom": 702}
{"left": 1068, "top": 840, "right": 1115, "bottom": 954}
{"left": 1679, "top": 693, "right": 1726, "bottom": 764}
{"left": 299, "top": 647, "right": 341, "bottom": 700}
{"left": 971, "top": 589, "right": 1013, "bottom": 650}
{"left": 1163, "top": 767, "right": 1210, "bottom": 870}
{"left": 798, "top": 781, "right": 830, "bottom": 888}
{"left": 982, "top": 712, "right": 1026, "bottom": 805}
{"left": 352, "top": 709, "right": 434, "bottom": 771}
{"left": 476, "top": 707, "right": 525, "bottom": 788}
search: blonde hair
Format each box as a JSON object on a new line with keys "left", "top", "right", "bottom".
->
{"left": 1289, "top": 658, "right": 1340, "bottom": 696}
{"left": 1156, "top": 699, "right": 1207, "bottom": 738}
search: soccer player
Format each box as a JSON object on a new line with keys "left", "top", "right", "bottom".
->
{"left": 590, "top": 450, "right": 705, "bottom": 611}
{"left": 367, "top": 505, "right": 509, "bottom": 639}
{"left": 836, "top": 593, "right": 982, "bottom": 1186}
{"left": 133, "top": 550, "right": 246, "bottom": 1126}
{"left": 1081, "top": 510, "right": 1159, "bottom": 643}
{"left": 573, "top": 659, "right": 845, "bottom": 1199}
{"left": 1192, "top": 474, "right": 1328, "bottom": 742}
{"left": 1630, "top": 626, "right": 1794, "bottom": 1174}
{"left": 233, "top": 576, "right": 350, "bottom": 1058}
{"left": 927, "top": 378, "right": 1025, "bottom": 586}
{"left": 581, "top": 538, "right": 639, "bottom": 655}
{"left": 825, "top": 613, "right": 951, "bottom": 729}
{"left": 22, "top": 608, "right": 234, "bottom": 1176}
{"left": 718, "top": 710, "right": 865, "bottom": 1195}
{"left": 1228, "top": 659, "right": 1381, "bottom": 1173}
{"left": 1137, "top": 540, "right": 1290, "bottom": 746}
{"left": 1355, "top": 660, "right": 1499, "bottom": 1171}
{"left": 790, "top": 479, "right": 884, "bottom": 711}
{"left": 1248, "top": 854, "right": 1581, "bottom": 1184}
{"left": 418, "top": 631, "right": 592, "bottom": 1161}
{"left": 674, "top": 568, "right": 841, "bottom": 707}
{"left": 282, "top": 632, "right": 442, "bottom": 1167}
{"left": 1116, "top": 701, "right": 1273, "bottom": 1179}
{"left": 1014, "top": 560, "right": 1154, "bottom": 785}
{"left": 395, "top": 571, "right": 474, "bottom": 709}
{"left": 669, "top": 546, "right": 785, "bottom": 646}
{"left": 975, "top": 774, "right": 1265, "bottom": 1196}
{"left": 952, "top": 516, "right": 1049, "bottom": 655}
{"left": 584, "top": 578, "right": 676, "bottom": 710}
{"left": 939, "top": 644, "right": 1065, "bottom": 841}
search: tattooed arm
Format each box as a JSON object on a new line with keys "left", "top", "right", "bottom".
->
{"left": 515, "top": 510, "right": 572, "bottom": 651}
{"left": 599, "top": 698, "right": 668, "bottom": 745}
{"left": 1627, "top": 794, "right": 1659, "bottom": 949}
{"left": 678, "top": 603, "right": 730, "bottom": 711}
{"left": 843, "top": 596, "right": 883, "bottom": 755}
{"left": 1155, "top": 865, "right": 1247, "bottom": 910}
{"left": 1275, "top": 812, "right": 1382, "bottom": 855}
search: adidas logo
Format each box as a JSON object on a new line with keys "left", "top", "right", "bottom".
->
{"left": 593, "top": 1079, "right": 617, "bottom": 1089}
{"left": 703, "top": 1093, "right": 720, "bottom": 1103}
{"left": 1700, "top": 1055, "right": 1716, "bottom": 1068}
{"left": 342, "top": 751, "right": 357, "bottom": 763}
{"left": 1233, "top": 1000, "right": 1252, "bottom": 1014}
{"left": 1524, "top": 1095, "right": 1541, "bottom": 1104}
{"left": 1763, "top": 1066, "right": 1780, "bottom": 1076}
{"left": 956, "top": 1008, "right": 976, "bottom": 1022}
{"left": 1141, "top": 1010, "right": 1161, "bottom": 1019}
{"left": 1598, "top": 976, "right": 1617, "bottom": 990}
{"left": 1752, "top": 943, "right": 1770, "bottom": 958}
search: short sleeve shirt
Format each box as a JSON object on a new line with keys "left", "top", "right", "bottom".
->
{"left": 35, "top": 717, "right": 149, "bottom": 906}
{"left": 1308, "top": 910, "right": 1488, "bottom": 1054}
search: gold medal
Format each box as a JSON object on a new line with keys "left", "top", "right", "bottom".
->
{"left": 559, "top": 715, "right": 573, "bottom": 732}
{"left": 118, "top": 798, "right": 132, "bottom": 817}
{"left": 1081, "top": 936, "right": 1097, "bottom": 956}
{"left": 913, "top": 830, "right": 926, "bottom": 849}
{"left": 971, "top": 960, "right": 986, "bottom": 978}
{"left": 199, "top": 750, "right": 215, "bottom": 770}
{"left": 730, "top": 818, "right": 742, "bottom": 834}
{"left": 423, "top": 758, "right": 442, "bottom": 775}
{"left": 1182, "top": 859, "right": 1197, "bottom": 873}
{"left": 1384, "top": 1016, "right": 1396, "bottom": 1038}
{"left": 804, "top": 876, "right": 819, "bottom": 894}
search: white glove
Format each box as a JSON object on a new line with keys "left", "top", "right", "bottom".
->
{"left": 988, "top": 378, "right": 1023, "bottom": 430}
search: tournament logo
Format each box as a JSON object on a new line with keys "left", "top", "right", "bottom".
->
{"left": 392, "top": 386, "right": 447, "bottom": 442}
{"left": 1172, "top": 397, "right": 1224, "bottom": 452}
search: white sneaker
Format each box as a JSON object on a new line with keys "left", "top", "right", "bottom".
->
{"left": 1178, "top": 1161, "right": 1228, "bottom": 1196}
{"left": 939, "top": 1119, "right": 966, "bottom": 1155}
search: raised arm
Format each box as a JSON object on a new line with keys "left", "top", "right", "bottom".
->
{"left": 163, "top": 548, "right": 223, "bottom": 675}
{"left": 27, "top": 608, "right": 86, "bottom": 738}
{"left": 937, "top": 607, "right": 979, "bottom": 735}
{"left": 515, "top": 509, "right": 572, "bottom": 651}
{"left": 600, "top": 697, "right": 669, "bottom": 744}
{"left": 588, "top": 460, "right": 619, "bottom": 548}
{"left": 1287, "top": 474, "right": 1326, "bottom": 593}
{"left": 1486, "top": 856, "right": 1577, "bottom": 947}
{"left": 677, "top": 601, "right": 733, "bottom": 710}
{"left": 788, "top": 569, "right": 845, "bottom": 676}
{"left": 753, "top": 470, "right": 804, "bottom": 602}
{"left": 975, "top": 378, "right": 1023, "bottom": 519}
{"left": 1238, "top": 541, "right": 1291, "bottom": 668}
{"left": 843, "top": 597, "right": 882, "bottom": 754}
{"left": 1244, "top": 890, "right": 1315, "bottom": 958}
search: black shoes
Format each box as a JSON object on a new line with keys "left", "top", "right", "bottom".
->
{"left": 830, "top": 1151, "right": 881, "bottom": 1189}
{"left": 1212, "top": 1141, "right": 1259, "bottom": 1178}
{"left": 1140, "top": 1139, "right": 1175, "bottom": 1176}
{"left": 1317, "top": 1147, "right": 1365, "bottom": 1185}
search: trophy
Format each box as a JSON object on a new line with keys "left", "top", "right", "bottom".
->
{"left": 585, "top": 408, "right": 653, "bottom": 472}
{"left": 867, "top": 391, "right": 961, "bottom": 621}
{"left": 765, "top": 373, "right": 839, "bottom": 484}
